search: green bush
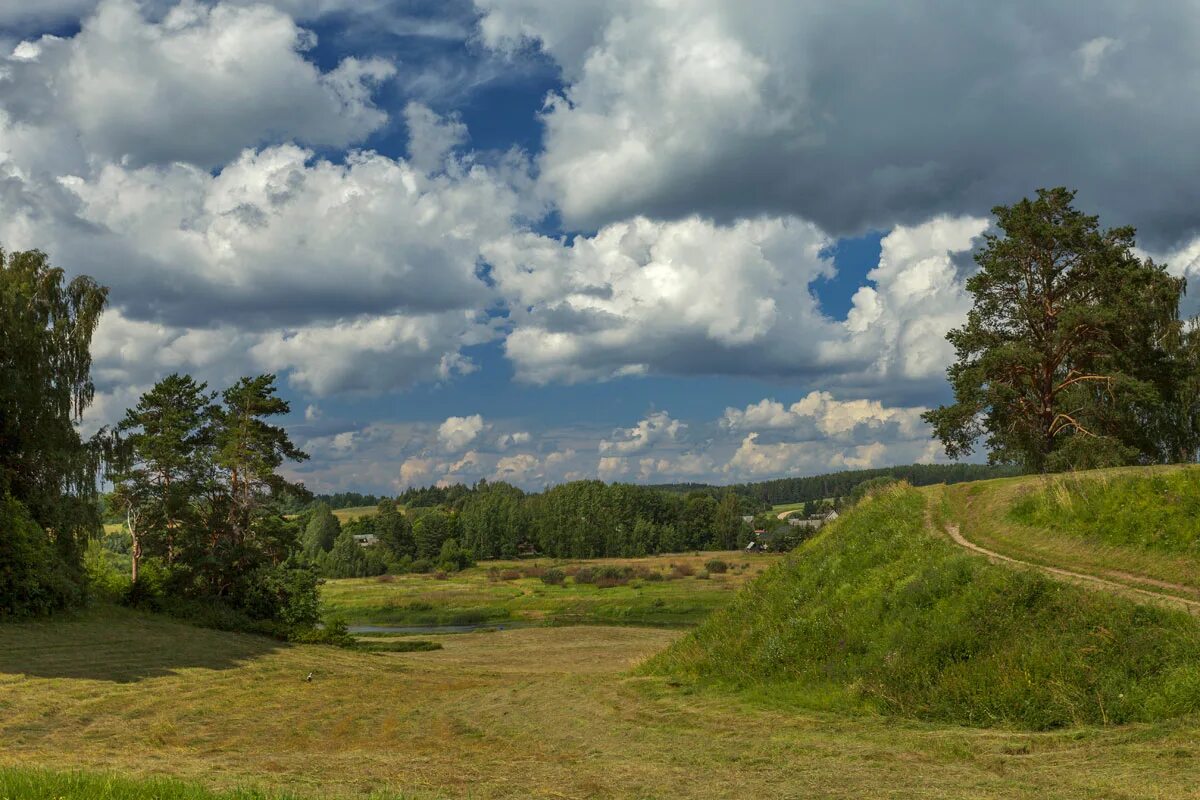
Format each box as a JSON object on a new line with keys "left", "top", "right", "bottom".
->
{"left": 648, "top": 486, "right": 1200, "bottom": 730}
{"left": 541, "top": 568, "right": 566, "bottom": 586}
{"left": 0, "top": 495, "right": 84, "bottom": 618}
{"left": 704, "top": 559, "right": 728, "bottom": 574}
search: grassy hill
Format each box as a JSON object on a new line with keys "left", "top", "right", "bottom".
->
{"left": 647, "top": 483, "right": 1200, "bottom": 729}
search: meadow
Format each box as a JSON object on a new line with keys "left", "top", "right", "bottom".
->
{"left": 320, "top": 552, "right": 774, "bottom": 628}
{"left": 8, "top": 469, "right": 1200, "bottom": 798}
{"left": 7, "top": 602, "right": 1200, "bottom": 799}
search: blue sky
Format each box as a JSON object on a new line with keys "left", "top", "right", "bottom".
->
{"left": 2, "top": 1, "right": 1198, "bottom": 492}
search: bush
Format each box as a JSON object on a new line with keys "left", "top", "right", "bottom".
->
{"left": 670, "top": 563, "right": 695, "bottom": 578}
{"left": 500, "top": 568, "right": 522, "bottom": 581}
{"left": 573, "top": 566, "right": 596, "bottom": 584}
{"left": 521, "top": 565, "right": 546, "bottom": 578}
{"left": 696, "top": 570, "right": 710, "bottom": 580}
{"left": 410, "top": 558, "right": 433, "bottom": 573}
{"left": 0, "top": 495, "right": 84, "bottom": 618}
{"left": 486, "top": 567, "right": 501, "bottom": 582}
{"left": 705, "top": 559, "right": 729, "bottom": 574}
{"left": 541, "top": 568, "right": 566, "bottom": 586}
{"left": 642, "top": 570, "right": 665, "bottom": 582}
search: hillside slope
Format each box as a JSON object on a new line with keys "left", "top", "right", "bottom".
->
{"left": 939, "top": 466, "right": 1200, "bottom": 599}
{"left": 646, "top": 485, "right": 1200, "bottom": 729}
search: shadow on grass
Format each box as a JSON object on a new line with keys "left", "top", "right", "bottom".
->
{"left": 0, "top": 605, "right": 286, "bottom": 683}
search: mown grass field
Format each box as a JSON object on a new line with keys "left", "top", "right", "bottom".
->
{"left": 320, "top": 552, "right": 772, "bottom": 628}
{"left": 7, "top": 603, "right": 1200, "bottom": 799}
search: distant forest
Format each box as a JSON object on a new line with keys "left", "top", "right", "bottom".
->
{"left": 650, "top": 463, "right": 1020, "bottom": 505}
{"left": 394, "top": 462, "right": 1017, "bottom": 511}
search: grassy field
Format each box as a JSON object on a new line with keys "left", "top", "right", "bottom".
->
{"left": 653, "top": 486, "right": 1200, "bottom": 729}
{"left": 331, "top": 505, "right": 380, "bottom": 523}
{"left": 936, "top": 465, "right": 1200, "bottom": 599}
{"left": 10, "top": 473, "right": 1200, "bottom": 797}
{"left": 7, "top": 604, "right": 1200, "bottom": 798}
{"left": 321, "top": 552, "right": 772, "bottom": 628}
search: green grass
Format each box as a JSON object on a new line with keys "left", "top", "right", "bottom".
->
{"left": 1010, "top": 467, "right": 1200, "bottom": 554}
{"left": 649, "top": 485, "right": 1200, "bottom": 729}
{"left": 320, "top": 553, "right": 772, "bottom": 629}
{"left": 0, "top": 767, "right": 322, "bottom": 800}
{"left": 7, "top": 595, "right": 1200, "bottom": 796}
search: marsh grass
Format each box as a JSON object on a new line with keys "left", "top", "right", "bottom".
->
{"left": 648, "top": 486, "right": 1200, "bottom": 729}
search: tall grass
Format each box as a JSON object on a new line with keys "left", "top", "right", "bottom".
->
{"left": 646, "top": 486, "right": 1200, "bottom": 729}
{"left": 1009, "top": 468, "right": 1200, "bottom": 553}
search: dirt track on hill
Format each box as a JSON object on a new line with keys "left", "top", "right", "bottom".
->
{"left": 942, "top": 522, "right": 1200, "bottom": 615}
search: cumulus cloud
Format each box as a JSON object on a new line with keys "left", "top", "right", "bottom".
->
{"left": 488, "top": 212, "right": 984, "bottom": 395}
{"left": 476, "top": 0, "right": 1200, "bottom": 248}
{"left": 599, "top": 411, "right": 685, "bottom": 455}
{"left": 488, "top": 215, "right": 843, "bottom": 383}
{"left": 1, "top": 0, "right": 394, "bottom": 170}
{"left": 437, "top": 414, "right": 487, "bottom": 453}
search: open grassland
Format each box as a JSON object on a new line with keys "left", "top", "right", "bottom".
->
{"left": 321, "top": 552, "right": 772, "bottom": 628}
{"left": 331, "top": 505, "right": 380, "bottom": 523}
{"left": 936, "top": 465, "right": 1200, "bottom": 599}
{"left": 6, "top": 605, "right": 1200, "bottom": 799}
{"left": 652, "top": 486, "right": 1200, "bottom": 729}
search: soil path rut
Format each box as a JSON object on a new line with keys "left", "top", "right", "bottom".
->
{"left": 942, "top": 521, "right": 1200, "bottom": 615}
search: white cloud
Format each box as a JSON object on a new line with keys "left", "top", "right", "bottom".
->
{"left": 496, "top": 431, "right": 531, "bottom": 450}
{"left": 437, "top": 414, "right": 487, "bottom": 453}
{"left": 1077, "top": 36, "right": 1122, "bottom": 80}
{"left": 0, "top": 0, "right": 393, "bottom": 170}
{"left": 599, "top": 411, "right": 684, "bottom": 455}
{"left": 492, "top": 453, "right": 539, "bottom": 483}
{"left": 474, "top": 1, "right": 1200, "bottom": 250}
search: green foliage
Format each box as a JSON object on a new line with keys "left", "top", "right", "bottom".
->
{"left": 0, "top": 248, "right": 108, "bottom": 614}
{"left": 0, "top": 495, "right": 84, "bottom": 618}
{"left": 1010, "top": 469, "right": 1200, "bottom": 553}
{"left": 303, "top": 502, "right": 341, "bottom": 554}
{"left": 319, "top": 530, "right": 388, "bottom": 579}
{"left": 414, "top": 508, "right": 460, "bottom": 559}
{"left": 435, "top": 538, "right": 474, "bottom": 572}
{"left": 711, "top": 492, "right": 745, "bottom": 550}
{"left": 541, "top": 567, "right": 566, "bottom": 586}
{"left": 105, "top": 373, "right": 316, "bottom": 631}
{"left": 924, "top": 188, "right": 1192, "bottom": 472}
{"left": 458, "top": 480, "right": 527, "bottom": 558}
{"left": 704, "top": 559, "right": 728, "bottom": 574}
{"left": 649, "top": 486, "right": 1200, "bottom": 729}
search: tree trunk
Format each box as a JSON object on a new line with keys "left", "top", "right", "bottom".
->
{"left": 127, "top": 508, "right": 141, "bottom": 584}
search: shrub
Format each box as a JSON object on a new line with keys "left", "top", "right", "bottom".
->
{"left": 671, "top": 563, "right": 695, "bottom": 578}
{"left": 433, "top": 570, "right": 449, "bottom": 580}
{"left": 696, "top": 570, "right": 710, "bottom": 580}
{"left": 541, "top": 568, "right": 566, "bottom": 586}
{"left": 487, "top": 567, "right": 501, "bottom": 582}
{"left": 563, "top": 565, "right": 581, "bottom": 577}
{"left": 705, "top": 559, "right": 729, "bottom": 574}
{"left": 574, "top": 566, "right": 596, "bottom": 584}
{"left": 410, "top": 558, "right": 433, "bottom": 573}
{"left": 500, "top": 568, "right": 522, "bottom": 581}
{"left": 0, "top": 495, "right": 83, "bottom": 618}
{"left": 521, "top": 565, "right": 546, "bottom": 578}
{"left": 642, "top": 570, "right": 665, "bottom": 582}
{"left": 376, "top": 574, "right": 397, "bottom": 583}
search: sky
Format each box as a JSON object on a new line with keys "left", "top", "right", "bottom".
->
{"left": 2, "top": 0, "right": 1199, "bottom": 493}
